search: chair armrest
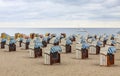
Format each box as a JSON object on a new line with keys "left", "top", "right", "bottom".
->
{"left": 76, "top": 49, "right": 81, "bottom": 51}
{"left": 44, "top": 53, "right": 50, "bottom": 56}
{"left": 61, "top": 45, "right": 65, "bottom": 47}
{"left": 5, "top": 44, "right": 9, "bottom": 46}
{"left": 29, "top": 48, "right": 34, "bottom": 50}
{"left": 100, "top": 53, "right": 107, "bottom": 56}
{"left": 89, "top": 45, "right": 96, "bottom": 47}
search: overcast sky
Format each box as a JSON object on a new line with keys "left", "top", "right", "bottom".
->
{"left": 0, "top": 0, "right": 120, "bottom": 27}
{"left": 0, "top": 0, "right": 120, "bottom": 21}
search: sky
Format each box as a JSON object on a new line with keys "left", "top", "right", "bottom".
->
{"left": 0, "top": 0, "right": 120, "bottom": 27}
{"left": 0, "top": 28, "right": 120, "bottom": 36}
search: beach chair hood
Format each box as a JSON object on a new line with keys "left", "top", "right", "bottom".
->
{"left": 66, "top": 38, "right": 72, "bottom": 45}
{"left": 107, "top": 46, "right": 116, "bottom": 54}
{"left": 50, "top": 46, "right": 62, "bottom": 53}
{"left": 82, "top": 43, "right": 90, "bottom": 49}
{"left": 1, "top": 38, "right": 6, "bottom": 42}
{"left": 97, "top": 41, "right": 102, "bottom": 47}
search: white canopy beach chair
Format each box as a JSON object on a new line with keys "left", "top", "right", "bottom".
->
{"left": 100, "top": 46, "right": 115, "bottom": 66}
{"left": 89, "top": 41, "right": 97, "bottom": 54}
{"left": 59, "top": 38, "right": 66, "bottom": 53}
{"left": 28, "top": 40, "right": 35, "bottom": 57}
{"left": 76, "top": 43, "right": 82, "bottom": 59}
{"left": 21, "top": 39, "right": 27, "bottom": 50}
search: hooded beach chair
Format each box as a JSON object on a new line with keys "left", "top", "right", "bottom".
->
{"left": 17, "top": 37, "right": 23, "bottom": 47}
{"left": 65, "top": 38, "right": 72, "bottom": 53}
{"left": 76, "top": 34, "right": 81, "bottom": 43}
{"left": 110, "top": 40, "right": 116, "bottom": 46}
{"left": 4, "top": 40, "right": 9, "bottom": 51}
{"left": 96, "top": 41, "right": 102, "bottom": 54}
{"left": 106, "top": 39, "right": 111, "bottom": 45}
{"left": 115, "top": 42, "right": 120, "bottom": 50}
{"left": 76, "top": 40, "right": 89, "bottom": 59}
{"left": 110, "top": 34, "right": 115, "bottom": 40}
{"left": 49, "top": 36, "right": 56, "bottom": 44}
{"left": 21, "top": 38, "right": 30, "bottom": 50}
{"left": 29, "top": 39, "right": 35, "bottom": 57}
{"left": 29, "top": 38, "right": 43, "bottom": 58}
{"left": 100, "top": 46, "right": 116, "bottom": 66}
{"left": 42, "top": 37, "right": 48, "bottom": 47}
{"left": 44, "top": 45, "right": 62, "bottom": 65}
{"left": 15, "top": 38, "right": 20, "bottom": 47}
{"left": 89, "top": 40, "right": 102, "bottom": 55}
{"left": 43, "top": 43, "right": 53, "bottom": 64}
{"left": 76, "top": 43, "right": 82, "bottom": 59}
{"left": 114, "top": 36, "right": 120, "bottom": 49}
{"left": 59, "top": 38, "right": 66, "bottom": 53}
{"left": 81, "top": 43, "right": 89, "bottom": 59}
{"left": 70, "top": 35, "right": 76, "bottom": 52}
{"left": 4, "top": 38, "right": 16, "bottom": 52}
{"left": 71, "top": 41, "right": 76, "bottom": 52}
{"left": 30, "top": 33, "right": 35, "bottom": 39}
{"left": 89, "top": 40, "right": 97, "bottom": 54}
{"left": 103, "top": 36, "right": 108, "bottom": 47}
{"left": 1, "top": 38, "right": 6, "bottom": 49}
{"left": 44, "top": 38, "right": 61, "bottom": 65}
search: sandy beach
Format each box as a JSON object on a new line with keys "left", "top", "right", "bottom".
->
{"left": 0, "top": 45, "right": 120, "bottom": 76}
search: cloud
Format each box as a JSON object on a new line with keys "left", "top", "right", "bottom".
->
{"left": 103, "top": 0, "right": 120, "bottom": 7}
{"left": 0, "top": 0, "right": 119, "bottom": 22}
